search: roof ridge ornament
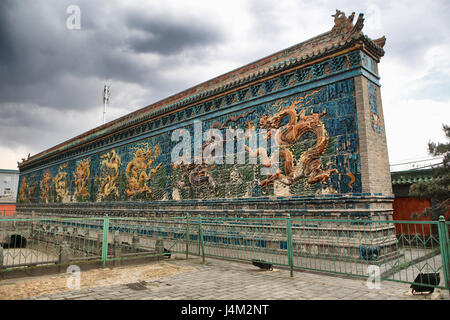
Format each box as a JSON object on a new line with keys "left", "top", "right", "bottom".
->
{"left": 331, "top": 9, "right": 364, "bottom": 36}
{"left": 373, "top": 36, "right": 386, "bottom": 48}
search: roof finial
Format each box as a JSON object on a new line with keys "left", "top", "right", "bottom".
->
{"left": 373, "top": 36, "right": 386, "bottom": 48}
{"left": 331, "top": 9, "right": 362, "bottom": 35}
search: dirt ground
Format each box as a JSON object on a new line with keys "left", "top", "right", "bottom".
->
{"left": 0, "top": 262, "right": 195, "bottom": 300}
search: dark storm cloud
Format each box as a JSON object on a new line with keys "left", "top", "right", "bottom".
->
{"left": 125, "top": 11, "right": 221, "bottom": 55}
{"left": 0, "top": 1, "right": 15, "bottom": 64}
{"left": 0, "top": 0, "right": 224, "bottom": 163}
{"left": 0, "top": 0, "right": 223, "bottom": 110}
{"left": 0, "top": 103, "right": 66, "bottom": 149}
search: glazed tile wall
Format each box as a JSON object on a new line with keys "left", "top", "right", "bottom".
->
{"left": 18, "top": 47, "right": 385, "bottom": 204}
{"left": 17, "top": 75, "right": 361, "bottom": 204}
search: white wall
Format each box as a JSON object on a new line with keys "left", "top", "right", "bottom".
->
{"left": 0, "top": 171, "right": 19, "bottom": 202}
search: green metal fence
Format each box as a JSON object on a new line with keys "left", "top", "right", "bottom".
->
{"left": 288, "top": 216, "right": 449, "bottom": 290}
{"left": 0, "top": 216, "right": 106, "bottom": 269}
{"left": 0, "top": 214, "right": 448, "bottom": 291}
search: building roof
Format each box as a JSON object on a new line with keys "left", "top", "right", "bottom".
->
{"left": 0, "top": 169, "right": 20, "bottom": 174}
{"left": 391, "top": 168, "right": 435, "bottom": 185}
{"left": 18, "top": 10, "right": 385, "bottom": 171}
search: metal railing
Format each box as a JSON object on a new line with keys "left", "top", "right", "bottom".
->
{"left": 0, "top": 214, "right": 448, "bottom": 291}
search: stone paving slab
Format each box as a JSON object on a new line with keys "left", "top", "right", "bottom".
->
{"left": 26, "top": 257, "right": 449, "bottom": 300}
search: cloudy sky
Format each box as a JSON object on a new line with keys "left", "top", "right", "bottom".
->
{"left": 0, "top": 0, "right": 449, "bottom": 172}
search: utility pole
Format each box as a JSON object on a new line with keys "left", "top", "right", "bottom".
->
{"left": 102, "top": 82, "right": 110, "bottom": 125}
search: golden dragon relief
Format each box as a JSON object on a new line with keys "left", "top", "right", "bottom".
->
{"left": 246, "top": 91, "right": 338, "bottom": 190}
{"left": 18, "top": 177, "right": 28, "bottom": 202}
{"left": 39, "top": 172, "right": 52, "bottom": 203}
{"left": 98, "top": 149, "right": 121, "bottom": 200}
{"left": 125, "top": 143, "right": 162, "bottom": 197}
{"left": 26, "top": 179, "right": 38, "bottom": 202}
{"left": 53, "top": 163, "right": 69, "bottom": 202}
{"left": 73, "top": 158, "right": 90, "bottom": 200}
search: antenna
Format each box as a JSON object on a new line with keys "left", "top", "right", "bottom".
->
{"left": 102, "top": 81, "right": 110, "bottom": 124}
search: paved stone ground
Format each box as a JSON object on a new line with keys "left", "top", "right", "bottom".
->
{"left": 27, "top": 256, "right": 449, "bottom": 300}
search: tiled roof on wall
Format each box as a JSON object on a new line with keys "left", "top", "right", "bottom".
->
{"left": 391, "top": 169, "right": 435, "bottom": 185}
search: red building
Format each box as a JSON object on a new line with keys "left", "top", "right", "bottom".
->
{"left": 0, "top": 204, "right": 16, "bottom": 216}
{"left": 391, "top": 168, "right": 449, "bottom": 236}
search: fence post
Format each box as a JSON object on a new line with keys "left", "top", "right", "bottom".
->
{"left": 437, "top": 216, "right": 450, "bottom": 290}
{"left": 186, "top": 213, "right": 190, "bottom": 260}
{"left": 286, "top": 214, "right": 294, "bottom": 277}
{"left": 198, "top": 214, "right": 205, "bottom": 264}
{"left": 113, "top": 231, "right": 121, "bottom": 267}
{"left": 97, "top": 231, "right": 103, "bottom": 256}
{"left": 132, "top": 233, "right": 140, "bottom": 249}
{"left": 102, "top": 214, "right": 110, "bottom": 269}
{"left": 58, "top": 241, "right": 70, "bottom": 272}
{"left": 155, "top": 239, "right": 164, "bottom": 259}
{"left": 0, "top": 246, "right": 4, "bottom": 270}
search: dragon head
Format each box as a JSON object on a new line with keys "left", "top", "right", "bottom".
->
{"left": 260, "top": 113, "right": 284, "bottom": 129}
